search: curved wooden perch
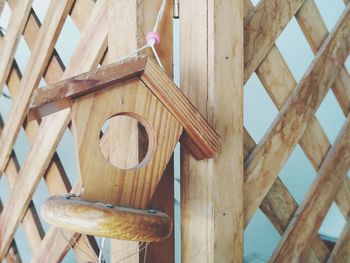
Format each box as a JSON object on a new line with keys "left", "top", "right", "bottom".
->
{"left": 41, "top": 196, "right": 172, "bottom": 242}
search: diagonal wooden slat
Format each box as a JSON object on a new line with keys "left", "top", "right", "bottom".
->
{"left": 0, "top": 0, "right": 75, "bottom": 173}
{"left": 10, "top": 1, "right": 97, "bottom": 262}
{"left": 0, "top": 0, "right": 33, "bottom": 95}
{"left": 5, "top": 60, "right": 97, "bottom": 262}
{"left": 0, "top": 0, "right": 108, "bottom": 259}
{"left": 244, "top": 5, "right": 350, "bottom": 251}
{"left": 327, "top": 216, "right": 350, "bottom": 263}
{"left": 243, "top": 129, "right": 330, "bottom": 262}
{"left": 244, "top": 0, "right": 350, "bottom": 226}
{"left": 28, "top": 1, "right": 108, "bottom": 261}
{"left": 244, "top": 0, "right": 306, "bottom": 82}
{"left": 295, "top": 0, "right": 350, "bottom": 219}
{"left": 270, "top": 112, "right": 350, "bottom": 262}
{"left": 244, "top": 4, "right": 350, "bottom": 224}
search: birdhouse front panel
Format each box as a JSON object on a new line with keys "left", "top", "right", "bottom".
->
{"left": 71, "top": 78, "right": 183, "bottom": 207}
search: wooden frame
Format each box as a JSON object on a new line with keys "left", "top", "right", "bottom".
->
{"left": 1, "top": 0, "right": 350, "bottom": 262}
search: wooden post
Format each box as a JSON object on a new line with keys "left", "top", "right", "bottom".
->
{"left": 180, "top": 0, "right": 243, "bottom": 262}
{"left": 107, "top": 1, "right": 173, "bottom": 262}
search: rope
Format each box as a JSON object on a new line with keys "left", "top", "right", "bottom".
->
{"left": 114, "top": 0, "right": 167, "bottom": 70}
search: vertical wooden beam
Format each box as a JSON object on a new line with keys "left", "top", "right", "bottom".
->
{"left": 180, "top": 0, "right": 243, "bottom": 262}
{"left": 107, "top": 2, "right": 139, "bottom": 261}
{"left": 107, "top": 1, "right": 173, "bottom": 262}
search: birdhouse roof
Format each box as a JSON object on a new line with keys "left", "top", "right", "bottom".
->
{"left": 29, "top": 56, "right": 220, "bottom": 160}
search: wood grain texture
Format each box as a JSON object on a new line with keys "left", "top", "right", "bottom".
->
{"left": 141, "top": 58, "right": 221, "bottom": 160}
{"left": 0, "top": 0, "right": 75, "bottom": 172}
{"left": 247, "top": 0, "right": 350, "bottom": 245}
{"left": 42, "top": 196, "right": 172, "bottom": 242}
{"left": 106, "top": 1, "right": 142, "bottom": 261}
{"left": 270, "top": 113, "right": 350, "bottom": 262}
{"left": 29, "top": 56, "right": 147, "bottom": 119}
{"left": 244, "top": 4, "right": 350, "bottom": 224}
{"left": 105, "top": 1, "right": 175, "bottom": 261}
{"left": 0, "top": 0, "right": 32, "bottom": 95}
{"left": 327, "top": 217, "right": 350, "bottom": 263}
{"left": 4, "top": 3, "right": 98, "bottom": 261}
{"left": 244, "top": 129, "right": 330, "bottom": 262}
{"left": 244, "top": 0, "right": 305, "bottom": 82}
{"left": 72, "top": 79, "right": 182, "bottom": 207}
{"left": 0, "top": 0, "right": 108, "bottom": 259}
{"left": 180, "top": 0, "right": 243, "bottom": 262}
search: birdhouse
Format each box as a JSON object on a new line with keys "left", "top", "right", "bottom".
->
{"left": 29, "top": 56, "right": 220, "bottom": 242}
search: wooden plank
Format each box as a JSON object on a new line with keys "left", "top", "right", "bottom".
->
{"left": 244, "top": 129, "right": 330, "bottom": 262}
{"left": 295, "top": 0, "right": 350, "bottom": 218}
{"left": 270, "top": 113, "right": 350, "bottom": 262}
{"left": 42, "top": 195, "right": 172, "bottom": 241}
{"left": 180, "top": 0, "right": 243, "bottom": 262}
{"left": 244, "top": 1, "right": 333, "bottom": 258}
{"left": 106, "top": 2, "right": 140, "bottom": 261}
{"left": 247, "top": 0, "right": 350, "bottom": 228}
{"left": 0, "top": 0, "right": 74, "bottom": 172}
{"left": 28, "top": 56, "right": 147, "bottom": 119}
{"left": 244, "top": 4, "right": 350, "bottom": 224}
{"left": 141, "top": 59, "right": 221, "bottom": 160}
{"left": 105, "top": 1, "right": 174, "bottom": 262}
{"left": 0, "top": 0, "right": 108, "bottom": 259}
{"left": 327, "top": 217, "right": 350, "bottom": 263}
{"left": 244, "top": 0, "right": 305, "bottom": 82}
{"left": 72, "top": 80, "right": 182, "bottom": 206}
{"left": 0, "top": 0, "right": 32, "bottom": 95}
{"left": 6, "top": 60, "right": 97, "bottom": 262}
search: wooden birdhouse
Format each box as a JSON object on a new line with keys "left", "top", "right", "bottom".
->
{"left": 29, "top": 56, "right": 220, "bottom": 243}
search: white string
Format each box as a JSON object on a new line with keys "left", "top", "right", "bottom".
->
{"left": 113, "top": 0, "right": 167, "bottom": 70}
{"left": 98, "top": 237, "right": 106, "bottom": 263}
{"left": 59, "top": 229, "right": 96, "bottom": 262}
{"left": 114, "top": 242, "right": 149, "bottom": 263}
{"left": 153, "top": 0, "right": 167, "bottom": 32}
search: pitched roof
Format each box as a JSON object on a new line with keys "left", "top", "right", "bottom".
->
{"left": 29, "top": 56, "right": 220, "bottom": 160}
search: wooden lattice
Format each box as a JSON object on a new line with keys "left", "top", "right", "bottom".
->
{"left": 0, "top": 0, "right": 350, "bottom": 262}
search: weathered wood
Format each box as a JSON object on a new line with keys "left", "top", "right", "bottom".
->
{"left": 0, "top": 0, "right": 108, "bottom": 258}
{"left": 180, "top": 0, "right": 243, "bottom": 262}
{"left": 244, "top": 0, "right": 305, "bottom": 82}
{"left": 270, "top": 113, "right": 350, "bottom": 262}
{"left": 4, "top": 5, "right": 98, "bottom": 261}
{"left": 0, "top": 0, "right": 32, "bottom": 94}
{"left": 0, "top": 0, "right": 75, "bottom": 172}
{"left": 141, "top": 58, "right": 221, "bottom": 160}
{"left": 29, "top": 56, "right": 147, "bottom": 119}
{"left": 244, "top": 129, "right": 330, "bottom": 262}
{"left": 244, "top": 4, "right": 350, "bottom": 224}
{"left": 42, "top": 196, "right": 172, "bottom": 242}
{"left": 327, "top": 217, "right": 350, "bottom": 263}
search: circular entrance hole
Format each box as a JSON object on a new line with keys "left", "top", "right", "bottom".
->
{"left": 99, "top": 114, "right": 155, "bottom": 170}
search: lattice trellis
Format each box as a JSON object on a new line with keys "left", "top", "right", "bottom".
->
{"left": 0, "top": 0, "right": 350, "bottom": 262}
{"left": 242, "top": 0, "right": 350, "bottom": 261}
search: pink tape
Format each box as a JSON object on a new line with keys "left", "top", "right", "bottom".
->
{"left": 147, "top": 31, "right": 161, "bottom": 45}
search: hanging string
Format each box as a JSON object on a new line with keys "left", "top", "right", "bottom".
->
{"left": 98, "top": 237, "right": 106, "bottom": 263}
{"left": 59, "top": 229, "right": 97, "bottom": 262}
{"left": 114, "top": 0, "right": 167, "bottom": 70}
